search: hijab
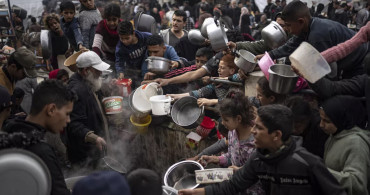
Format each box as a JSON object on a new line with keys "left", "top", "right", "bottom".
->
{"left": 239, "top": 7, "right": 250, "bottom": 29}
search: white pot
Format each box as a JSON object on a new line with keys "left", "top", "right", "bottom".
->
{"left": 149, "top": 95, "right": 172, "bottom": 116}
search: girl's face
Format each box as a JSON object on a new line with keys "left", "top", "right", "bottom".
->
{"left": 106, "top": 16, "right": 120, "bottom": 30}
{"left": 217, "top": 61, "right": 235, "bottom": 77}
{"left": 256, "top": 84, "right": 274, "bottom": 106}
{"left": 80, "top": 0, "right": 95, "bottom": 10}
{"left": 221, "top": 115, "right": 241, "bottom": 131}
{"left": 319, "top": 109, "right": 338, "bottom": 135}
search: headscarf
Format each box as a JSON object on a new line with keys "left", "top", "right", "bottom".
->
{"left": 322, "top": 95, "right": 367, "bottom": 133}
{"left": 239, "top": 7, "right": 249, "bottom": 29}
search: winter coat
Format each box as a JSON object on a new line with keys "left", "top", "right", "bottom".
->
{"left": 61, "top": 17, "right": 83, "bottom": 51}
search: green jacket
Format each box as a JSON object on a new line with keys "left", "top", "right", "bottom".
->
{"left": 324, "top": 126, "right": 370, "bottom": 195}
{"left": 236, "top": 40, "right": 270, "bottom": 56}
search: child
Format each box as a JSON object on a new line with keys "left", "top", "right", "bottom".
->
{"left": 200, "top": 90, "right": 264, "bottom": 195}
{"left": 78, "top": 0, "right": 102, "bottom": 49}
{"left": 249, "top": 76, "right": 286, "bottom": 108}
{"left": 127, "top": 168, "right": 162, "bottom": 195}
{"left": 60, "top": 1, "right": 86, "bottom": 52}
{"left": 92, "top": 3, "right": 121, "bottom": 72}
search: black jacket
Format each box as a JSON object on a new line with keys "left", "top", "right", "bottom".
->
{"left": 66, "top": 73, "right": 105, "bottom": 164}
{"left": 205, "top": 139, "right": 346, "bottom": 195}
{"left": 2, "top": 119, "right": 70, "bottom": 195}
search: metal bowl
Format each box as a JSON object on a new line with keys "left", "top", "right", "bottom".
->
{"left": 163, "top": 160, "right": 204, "bottom": 190}
{"left": 188, "top": 29, "right": 206, "bottom": 46}
{"left": 171, "top": 96, "right": 204, "bottom": 129}
{"left": 261, "top": 21, "right": 287, "bottom": 49}
{"left": 40, "top": 30, "right": 51, "bottom": 59}
{"left": 134, "top": 12, "right": 157, "bottom": 34}
{"left": 207, "top": 23, "right": 228, "bottom": 52}
{"left": 268, "top": 64, "right": 298, "bottom": 94}
{"left": 146, "top": 56, "right": 172, "bottom": 74}
{"left": 234, "top": 50, "right": 257, "bottom": 73}
{"left": 200, "top": 18, "right": 215, "bottom": 38}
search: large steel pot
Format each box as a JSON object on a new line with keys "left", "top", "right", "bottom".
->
{"left": 163, "top": 160, "right": 204, "bottom": 190}
{"left": 171, "top": 96, "right": 204, "bottom": 129}
{"left": 146, "top": 56, "right": 172, "bottom": 74}
{"left": 207, "top": 23, "right": 228, "bottom": 52}
{"left": 100, "top": 146, "right": 127, "bottom": 175}
{"left": 134, "top": 12, "right": 157, "bottom": 34}
{"left": 188, "top": 29, "right": 206, "bottom": 45}
{"left": 261, "top": 21, "right": 287, "bottom": 49}
{"left": 200, "top": 18, "right": 215, "bottom": 38}
{"left": 234, "top": 50, "right": 257, "bottom": 73}
{"left": 268, "top": 64, "right": 298, "bottom": 94}
{"left": 40, "top": 30, "right": 52, "bottom": 59}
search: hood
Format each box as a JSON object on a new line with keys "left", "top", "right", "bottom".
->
{"left": 333, "top": 126, "right": 370, "bottom": 147}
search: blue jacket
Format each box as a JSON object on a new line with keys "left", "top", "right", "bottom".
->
{"left": 268, "top": 17, "right": 368, "bottom": 79}
{"left": 115, "top": 30, "right": 151, "bottom": 75}
{"left": 60, "top": 17, "right": 83, "bottom": 51}
{"left": 141, "top": 44, "right": 180, "bottom": 76}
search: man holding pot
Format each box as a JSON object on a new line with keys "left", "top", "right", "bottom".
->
{"left": 67, "top": 51, "right": 110, "bottom": 168}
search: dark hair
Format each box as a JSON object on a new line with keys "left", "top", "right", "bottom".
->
{"left": 226, "top": 29, "right": 244, "bottom": 42}
{"left": 317, "top": 3, "right": 325, "bottom": 13}
{"left": 56, "top": 69, "right": 69, "bottom": 80}
{"left": 220, "top": 89, "right": 255, "bottom": 126}
{"left": 200, "top": 3, "right": 209, "bottom": 12}
{"left": 31, "top": 17, "right": 36, "bottom": 23}
{"left": 103, "top": 3, "right": 121, "bottom": 19}
{"left": 60, "top": 1, "right": 75, "bottom": 12}
{"left": 30, "top": 80, "right": 77, "bottom": 115}
{"left": 118, "top": 21, "right": 134, "bottom": 35}
{"left": 43, "top": 13, "right": 60, "bottom": 30}
{"left": 173, "top": 9, "right": 187, "bottom": 22}
{"left": 127, "top": 169, "right": 162, "bottom": 195}
{"left": 147, "top": 34, "right": 164, "bottom": 46}
{"left": 8, "top": 53, "right": 23, "bottom": 70}
{"left": 257, "top": 77, "right": 286, "bottom": 104}
{"left": 285, "top": 96, "right": 312, "bottom": 122}
{"left": 273, "top": 12, "right": 282, "bottom": 21}
{"left": 257, "top": 104, "right": 293, "bottom": 141}
{"left": 334, "top": 1, "right": 340, "bottom": 6}
{"left": 281, "top": 1, "right": 311, "bottom": 21}
{"left": 195, "top": 47, "right": 213, "bottom": 60}
{"left": 12, "top": 87, "right": 25, "bottom": 100}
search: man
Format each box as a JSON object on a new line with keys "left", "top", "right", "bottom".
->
{"left": 179, "top": 104, "right": 347, "bottom": 195}
{"left": 355, "top": 3, "right": 369, "bottom": 31}
{"left": 265, "top": 1, "right": 367, "bottom": 80}
{"left": 333, "top": 2, "right": 349, "bottom": 26}
{"left": 2, "top": 80, "right": 76, "bottom": 195}
{"left": 67, "top": 51, "right": 109, "bottom": 167}
{"left": 198, "top": 3, "right": 212, "bottom": 29}
{"left": 160, "top": 9, "right": 188, "bottom": 47}
{"left": 0, "top": 47, "right": 38, "bottom": 95}
{"left": 263, "top": 0, "right": 277, "bottom": 19}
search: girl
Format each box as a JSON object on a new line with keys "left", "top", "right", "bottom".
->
{"left": 200, "top": 90, "right": 264, "bottom": 195}
{"left": 249, "top": 76, "right": 286, "bottom": 108}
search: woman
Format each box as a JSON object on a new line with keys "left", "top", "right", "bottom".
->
{"left": 320, "top": 95, "right": 369, "bottom": 195}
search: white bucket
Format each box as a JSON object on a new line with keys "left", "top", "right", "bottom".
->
{"left": 149, "top": 95, "right": 172, "bottom": 116}
{"left": 289, "top": 42, "right": 331, "bottom": 83}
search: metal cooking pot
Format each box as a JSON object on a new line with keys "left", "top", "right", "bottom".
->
{"left": 188, "top": 29, "right": 206, "bottom": 45}
{"left": 134, "top": 12, "right": 157, "bottom": 34}
{"left": 163, "top": 160, "right": 204, "bottom": 190}
{"left": 162, "top": 186, "right": 178, "bottom": 195}
{"left": 261, "top": 21, "right": 287, "bottom": 49}
{"left": 171, "top": 96, "right": 204, "bottom": 129}
{"left": 146, "top": 56, "right": 172, "bottom": 75}
{"left": 40, "top": 30, "right": 52, "bottom": 59}
{"left": 207, "top": 23, "right": 228, "bottom": 52}
{"left": 268, "top": 64, "right": 298, "bottom": 94}
{"left": 200, "top": 18, "right": 216, "bottom": 38}
{"left": 234, "top": 50, "right": 257, "bottom": 73}
{"left": 100, "top": 146, "right": 127, "bottom": 175}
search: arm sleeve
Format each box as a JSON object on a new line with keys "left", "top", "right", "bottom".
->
{"left": 115, "top": 45, "right": 125, "bottom": 74}
{"left": 73, "top": 20, "right": 83, "bottom": 47}
{"left": 268, "top": 36, "right": 304, "bottom": 60}
{"left": 198, "top": 138, "right": 228, "bottom": 156}
{"left": 92, "top": 34, "right": 103, "bottom": 57}
{"left": 78, "top": 13, "right": 91, "bottom": 48}
{"left": 167, "top": 46, "right": 180, "bottom": 61}
{"left": 236, "top": 40, "right": 270, "bottom": 55}
{"left": 190, "top": 84, "right": 215, "bottom": 99}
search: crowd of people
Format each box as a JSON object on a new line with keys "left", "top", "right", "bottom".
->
{"left": 0, "top": 0, "right": 369, "bottom": 194}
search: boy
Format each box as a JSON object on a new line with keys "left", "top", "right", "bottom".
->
{"left": 78, "top": 0, "right": 102, "bottom": 49}
{"left": 60, "top": 1, "right": 86, "bottom": 52}
{"left": 179, "top": 104, "right": 346, "bottom": 195}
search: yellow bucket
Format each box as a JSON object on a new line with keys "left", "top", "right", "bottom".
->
{"left": 130, "top": 114, "right": 152, "bottom": 134}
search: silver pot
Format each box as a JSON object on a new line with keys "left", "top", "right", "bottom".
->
{"left": 40, "top": 30, "right": 51, "bottom": 59}
{"left": 171, "top": 96, "right": 204, "bottom": 129}
{"left": 134, "top": 12, "right": 157, "bottom": 34}
{"left": 207, "top": 23, "right": 228, "bottom": 52}
{"left": 268, "top": 64, "right": 298, "bottom": 94}
{"left": 163, "top": 160, "right": 204, "bottom": 190}
{"left": 146, "top": 56, "right": 172, "bottom": 75}
{"left": 200, "top": 18, "right": 215, "bottom": 38}
{"left": 188, "top": 29, "right": 206, "bottom": 45}
{"left": 234, "top": 50, "right": 257, "bottom": 73}
{"left": 261, "top": 21, "right": 287, "bottom": 49}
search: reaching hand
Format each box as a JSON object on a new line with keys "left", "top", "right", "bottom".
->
{"left": 154, "top": 78, "right": 170, "bottom": 87}
{"left": 119, "top": 73, "right": 125, "bottom": 79}
{"left": 95, "top": 137, "right": 107, "bottom": 151}
{"left": 255, "top": 54, "right": 265, "bottom": 62}
{"left": 144, "top": 72, "right": 156, "bottom": 80}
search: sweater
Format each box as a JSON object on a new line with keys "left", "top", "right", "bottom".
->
{"left": 324, "top": 126, "right": 370, "bottom": 195}
{"left": 321, "top": 21, "right": 370, "bottom": 64}
{"left": 78, "top": 8, "right": 102, "bottom": 49}
{"left": 92, "top": 19, "right": 120, "bottom": 62}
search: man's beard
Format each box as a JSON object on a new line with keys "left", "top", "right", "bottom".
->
{"left": 84, "top": 70, "right": 102, "bottom": 92}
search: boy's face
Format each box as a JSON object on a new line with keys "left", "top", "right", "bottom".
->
{"left": 251, "top": 116, "right": 277, "bottom": 150}
{"left": 284, "top": 18, "right": 305, "bottom": 36}
{"left": 48, "top": 19, "right": 61, "bottom": 33}
{"left": 217, "top": 61, "right": 235, "bottom": 77}
{"left": 62, "top": 9, "right": 75, "bottom": 23}
{"left": 119, "top": 34, "right": 135, "bottom": 46}
{"left": 46, "top": 101, "right": 73, "bottom": 134}
{"left": 256, "top": 84, "right": 274, "bottom": 106}
{"left": 80, "top": 0, "right": 95, "bottom": 10}
{"left": 147, "top": 44, "right": 166, "bottom": 57}
{"left": 195, "top": 55, "right": 208, "bottom": 69}
{"left": 319, "top": 109, "right": 338, "bottom": 135}
{"left": 107, "top": 16, "right": 120, "bottom": 30}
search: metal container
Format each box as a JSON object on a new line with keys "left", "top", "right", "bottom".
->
{"left": 162, "top": 186, "right": 178, "bottom": 195}
{"left": 207, "top": 23, "right": 228, "bottom": 52}
{"left": 171, "top": 96, "right": 204, "bottom": 129}
{"left": 134, "top": 12, "right": 157, "bottom": 34}
{"left": 261, "top": 21, "right": 287, "bottom": 49}
{"left": 163, "top": 160, "right": 204, "bottom": 190}
{"left": 200, "top": 18, "right": 215, "bottom": 38}
{"left": 268, "top": 64, "right": 298, "bottom": 94}
{"left": 188, "top": 29, "right": 206, "bottom": 45}
{"left": 146, "top": 56, "right": 172, "bottom": 75}
{"left": 40, "top": 30, "right": 51, "bottom": 59}
{"left": 234, "top": 50, "right": 257, "bottom": 73}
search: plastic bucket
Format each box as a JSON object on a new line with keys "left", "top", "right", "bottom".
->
{"left": 289, "top": 42, "right": 331, "bottom": 83}
{"left": 102, "top": 96, "right": 123, "bottom": 114}
{"left": 149, "top": 95, "right": 172, "bottom": 116}
{"left": 130, "top": 114, "right": 152, "bottom": 134}
{"left": 258, "top": 52, "right": 275, "bottom": 79}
